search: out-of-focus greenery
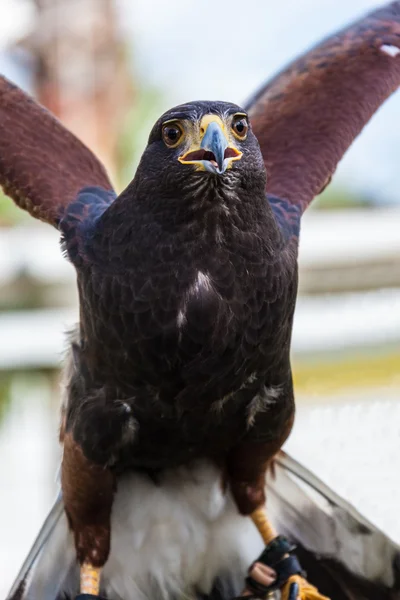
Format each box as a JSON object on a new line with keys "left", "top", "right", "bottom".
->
{"left": 117, "top": 86, "right": 165, "bottom": 190}
{"left": 0, "top": 375, "right": 12, "bottom": 424}
{"left": 0, "top": 279, "right": 52, "bottom": 311}
{"left": 0, "top": 369, "right": 59, "bottom": 429}
{"left": 0, "top": 190, "right": 28, "bottom": 225}
{"left": 313, "top": 185, "right": 373, "bottom": 210}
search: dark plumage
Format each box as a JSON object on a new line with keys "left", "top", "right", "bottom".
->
{"left": 2, "top": 3, "right": 400, "bottom": 599}
{"left": 62, "top": 101, "right": 296, "bottom": 473}
{"left": 58, "top": 102, "right": 299, "bottom": 577}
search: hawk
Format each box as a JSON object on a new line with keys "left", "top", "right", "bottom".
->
{"left": 2, "top": 3, "right": 400, "bottom": 599}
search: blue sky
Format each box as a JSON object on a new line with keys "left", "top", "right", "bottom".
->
{"left": 1, "top": 0, "right": 399, "bottom": 203}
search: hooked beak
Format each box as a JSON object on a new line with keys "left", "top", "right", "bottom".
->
{"left": 179, "top": 119, "right": 242, "bottom": 174}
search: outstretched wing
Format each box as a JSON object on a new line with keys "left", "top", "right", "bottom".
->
{"left": 0, "top": 76, "right": 114, "bottom": 228}
{"left": 247, "top": 2, "right": 400, "bottom": 214}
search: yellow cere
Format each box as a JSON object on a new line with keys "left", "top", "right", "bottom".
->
{"left": 198, "top": 114, "right": 229, "bottom": 137}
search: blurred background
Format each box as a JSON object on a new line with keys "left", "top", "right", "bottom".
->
{"left": 1, "top": 0, "right": 399, "bottom": 594}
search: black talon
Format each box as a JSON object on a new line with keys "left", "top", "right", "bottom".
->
{"left": 289, "top": 581, "right": 300, "bottom": 600}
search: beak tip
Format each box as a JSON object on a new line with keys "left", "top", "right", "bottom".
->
{"left": 217, "top": 163, "right": 226, "bottom": 175}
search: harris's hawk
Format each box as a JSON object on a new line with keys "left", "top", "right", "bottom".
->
{"left": 2, "top": 3, "right": 400, "bottom": 600}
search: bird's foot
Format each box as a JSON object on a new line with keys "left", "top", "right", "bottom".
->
{"left": 238, "top": 536, "right": 330, "bottom": 600}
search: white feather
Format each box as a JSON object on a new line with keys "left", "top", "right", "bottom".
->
{"left": 247, "top": 385, "right": 281, "bottom": 428}
{"left": 19, "top": 461, "right": 263, "bottom": 600}
{"left": 380, "top": 44, "right": 400, "bottom": 58}
{"left": 104, "top": 462, "right": 262, "bottom": 600}
{"left": 177, "top": 271, "right": 219, "bottom": 330}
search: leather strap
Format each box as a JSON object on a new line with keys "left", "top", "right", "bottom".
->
{"left": 244, "top": 536, "right": 303, "bottom": 598}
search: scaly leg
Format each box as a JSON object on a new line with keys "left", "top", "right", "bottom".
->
{"left": 62, "top": 432, "right": 115, "bottom": 596}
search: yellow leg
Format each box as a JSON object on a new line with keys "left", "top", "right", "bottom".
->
{"left": 80, "top": 562, "right": 102, "bottom": 595}
{"left": 250, "top": 506, "right": 277, "bottom": 544}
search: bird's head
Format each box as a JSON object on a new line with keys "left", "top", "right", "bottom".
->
{"left": 136, "top": 101, "right": 266, "bottom": 200}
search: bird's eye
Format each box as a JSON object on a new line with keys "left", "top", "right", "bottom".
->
{"left": 162, "top": 122, "right": 183, "bottom": 147}
{"left": 232, "top": 115, "right": 248, "bottom": 140}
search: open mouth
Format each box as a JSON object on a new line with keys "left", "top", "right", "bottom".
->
{"left": 179, "top": 147, "right": 241, "bottom": 168}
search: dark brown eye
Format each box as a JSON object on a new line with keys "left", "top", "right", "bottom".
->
{"left": 162, "top": 122, "right": 183, "bottom": 147}
{"left": 232, "top": 115, "right": 248, "bottom": 139}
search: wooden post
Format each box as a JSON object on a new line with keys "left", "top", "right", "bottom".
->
{"left": 18, "top": 0, "right": 134, "bottom": 179}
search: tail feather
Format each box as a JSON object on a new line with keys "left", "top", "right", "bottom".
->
{"left": 7, "top": 493, "right": 76, "bottom": 600}
{"left": 268, "top": 452, "right": 400, "bottom": 597}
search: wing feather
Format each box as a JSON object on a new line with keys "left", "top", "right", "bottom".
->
{"left": 0, "top": 76, "right": 114, "bottom": 227}
{"left": 247, "top": 2, "right": 400, "bottom": 213}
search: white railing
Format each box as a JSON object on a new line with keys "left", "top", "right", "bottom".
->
{"left": 0, "top": 208, "right": 399, "bottom": 368}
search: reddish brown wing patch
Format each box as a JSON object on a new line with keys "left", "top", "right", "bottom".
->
{"left": 247, "top": 2, "right": 400, "bottom": 213}
{"left": 0, "top": 76, "right": 114, "bottom": 227}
